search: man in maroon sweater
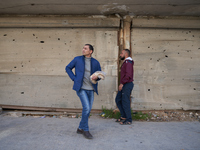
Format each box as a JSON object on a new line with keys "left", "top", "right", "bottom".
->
{"left": 115, "top": 49, "right": 134, "bottom": 125}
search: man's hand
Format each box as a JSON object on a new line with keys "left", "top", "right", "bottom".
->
{"left": 119, "top": 84, "right": 123, "bottom": 91}
{"left": 92, "top": 75, "right": 98, "bottom": 81}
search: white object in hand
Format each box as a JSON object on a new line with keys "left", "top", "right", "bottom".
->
{"left": 90, "top": 71, "right": 106, "bottom": 84}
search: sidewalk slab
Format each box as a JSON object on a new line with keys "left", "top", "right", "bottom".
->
{"left": 0, "top": 115, "right": 200, "bottom": 150}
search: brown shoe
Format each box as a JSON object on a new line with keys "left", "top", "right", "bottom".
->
{"left": 83, "top": 131, "right": 93, "bottom": 139}
{"left": 77, "top": 128, "right": 84, "bottom": 134}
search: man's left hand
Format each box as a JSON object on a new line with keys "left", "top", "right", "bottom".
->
{"left": 92, "top": 75, "right": 98, "bottom": 80}
{"left": 119, "top": 84, "right": 123, "bottom": 91}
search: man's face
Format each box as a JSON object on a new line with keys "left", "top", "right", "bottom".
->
{"left": 82, "top": 45, "right": 92, "bottom": 57}
{"left": 120, "top": 50, "right": 126, "bottom": 60}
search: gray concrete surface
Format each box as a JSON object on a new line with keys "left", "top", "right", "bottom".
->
{"left": 0, "top": 115, "right": 200, "bottom": 150}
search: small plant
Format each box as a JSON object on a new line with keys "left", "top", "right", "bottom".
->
{"left": 101, "top": 106, "right": 151, "bottom": 121}
{"left": 101, "top": 106, "right": 114, "bottom": 118}
{"left": 132, "top": 111, "right": 150, "bottom": 121}
{"left": 113, "top": 111, "right": 121, "bottom": 119}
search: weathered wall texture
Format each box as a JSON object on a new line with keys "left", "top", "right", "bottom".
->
{"left": 0, "top": 16, "right": 200, "bottom": 111}
{"left": 131, "top": 26, "right": 200, "bottom": 110}
{"left": 0, "top": 25, "right": 119, "bottom": 109}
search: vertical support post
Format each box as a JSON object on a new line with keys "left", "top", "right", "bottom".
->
{"left": 123, "top": 16, "right": 131, "bottom": 52}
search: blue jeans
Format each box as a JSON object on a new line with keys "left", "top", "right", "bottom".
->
{"left": 115, "top": 82, "right": 134, "bottom": 122}
{"left": 76, "top": 89, "right": 94, "bottom": 131}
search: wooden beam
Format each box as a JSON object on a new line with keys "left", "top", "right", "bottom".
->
{"left": 0, "top": 105, "right": 102, "bottom": 113}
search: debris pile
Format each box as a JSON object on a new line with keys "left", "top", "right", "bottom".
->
{"left": 142, "top": 110, "right": 200, "bottom": 122}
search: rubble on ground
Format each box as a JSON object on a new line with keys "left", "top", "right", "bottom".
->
{"left": 1, "top": 109, "right": 200, "bottom": 122}
{"left": 139, "top": 110, "right": 200, "bottom": 122}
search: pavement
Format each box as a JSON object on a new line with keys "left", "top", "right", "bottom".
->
{"left": 0, "top": 113, "right": 200, "bottom": 150}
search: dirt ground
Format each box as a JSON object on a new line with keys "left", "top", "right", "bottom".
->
{"left": 1, "top": 109, "right": 200, "bottom": 122}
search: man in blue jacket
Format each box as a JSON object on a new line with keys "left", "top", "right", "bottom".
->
{"left": 65, "top": 44, "right": 101, "bottom": 139}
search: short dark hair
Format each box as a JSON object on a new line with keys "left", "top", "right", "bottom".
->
{"left": 124, "top": 49, "right": 131, "bottom": 56}
{"left": 85, "top": 44, "right": 94, "bottom": 53}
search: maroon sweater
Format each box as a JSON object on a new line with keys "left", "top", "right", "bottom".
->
{"left": 120, "top": 57, "right": 134, "bottom": 85}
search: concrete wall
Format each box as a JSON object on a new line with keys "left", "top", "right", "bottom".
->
{"left": 0, "top": 16, "right": 200, "bottom": 111}
{"left": 0, "top": 16, "right": 119, "bottom": 109}
{"left": 131, "top": 17, "right": 200, "bottom": 110}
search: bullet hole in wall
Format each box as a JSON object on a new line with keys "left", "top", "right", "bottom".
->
{"left": 165, "top": 55, "right": 168, "bottom": 57}
{"left": 14, "top": 66, "right": 17, "bottom": 68}
{"left": 33, "top": 34, "right": 35, "bottom": 36}
{"left": 58, "top": 38, "right": 60, "bottom": 40}
{"left": 4, "top": 34, "right": 7, "bottom": 36}
{"left": 194, "top": 88, "right": 196, "bottom": 90}
{"left": 40, "top": 41, "right": 44, "bottom": 43}
{"left": 148, "top": 89, "right": 150, "bottom": 91}
{"left": 31, "top": 4, "right": 35, "bottom": 6}
{"left": 21, "top": 92, "right": 24, "bottom": 94}
{"left": 13, "top": 39, "right": 15, "bottom": 41}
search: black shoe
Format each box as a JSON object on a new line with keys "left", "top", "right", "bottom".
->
{"left": 83, "top": 131, "right": 93, "bottom": 139}
{"left": 77, "top": 128, "right": 84, "bottom": 134}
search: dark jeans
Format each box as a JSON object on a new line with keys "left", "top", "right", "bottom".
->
{"left": 115, "top": 82, "right": 134, "bottom": 122}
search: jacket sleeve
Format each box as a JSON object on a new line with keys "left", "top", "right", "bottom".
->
{"left": 96, "top": 62, "right": 102, "bottom": 81}
{"left": 65, "top": 58, "right": 76, "bottom": 81}
{"left": 121, "top": 61, "right": 133, "bottom": 84}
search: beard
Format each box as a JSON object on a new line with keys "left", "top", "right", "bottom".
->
{"left": 120, "top": 56, "right": 125, "bottom": 60}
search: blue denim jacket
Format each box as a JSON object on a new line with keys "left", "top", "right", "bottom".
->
{"left": 65, "top": 55, "right": 101, "bottom": 94}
